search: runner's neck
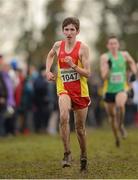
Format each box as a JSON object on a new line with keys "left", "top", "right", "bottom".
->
{"left": 65, "top": 40, "right": 77, "bottom": 53}
{"left": 111, "top": 51, "right": 119, "bottom": 60}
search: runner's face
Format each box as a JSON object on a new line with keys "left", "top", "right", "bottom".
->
{"left": 63, "top": 24, "right": 79, "bottom": 42}
{"left": 107, "top": 38, "right": 120, "bottom": 52}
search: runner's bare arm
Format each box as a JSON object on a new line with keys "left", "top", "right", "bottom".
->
{"left": 46, "top": 42, "right": 59, "bottom": 72}
{"left": 123, "top": 51, "right": 137, "bottom": 75}
{"left": 100, "top": 54, "right": 109, "bottom": 80}
{"left": 79, "top": 44, "right": 91, "bottom": 78}
{"left": 46, "top": 42, "right": 60, "bottom": 81}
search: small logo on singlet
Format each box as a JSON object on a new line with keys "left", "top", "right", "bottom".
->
{"left": 60, "top": 58, "right": 65, "bottom": 62}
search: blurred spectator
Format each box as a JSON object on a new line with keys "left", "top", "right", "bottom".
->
{"left": 33, "top": 65, "right": 51, "bottom": 133}
{"left": 132, "top": 72, "right": 138, "bottom": 127}
{"left": 19, "top": 65, "right": 38, "bottom": 134}
{"left": 14, "top": 69, "right": 25, "bottom": 108}
{"left": 0, "top": 59, "right": 8, "bottom": 136}
{"left": 1, "top": 62, "right": 16, "bottom": 136}
{"left": 87, "top": 73, "right": 104, "bottom": 127}
{"left": 47, "top": 82, "right": 59, "bottom": 135}
{"left": 14, "top": 68, "right": 25, "bottom": 134}
{"left": 124, "top": 71, "right": 138, "bottom": 126}
{"left": 9, "top": 59, "right": 20, "bottom": 90}
{"left": 132, "top": 74, "right": 138, "bottom": 105}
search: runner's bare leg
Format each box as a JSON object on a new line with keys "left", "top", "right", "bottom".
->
{"left": 59, "top": 94, "right": 71, "bottom": 153}
{"left": 74, "top": 107, "right": 88, "bottom": 157}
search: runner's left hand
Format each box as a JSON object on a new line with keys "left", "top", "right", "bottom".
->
{"left": 129, "top": 73, "right": 136, "bottom": 82}
{"left": 64, "top": 56, "right": 74, "bottom": 67}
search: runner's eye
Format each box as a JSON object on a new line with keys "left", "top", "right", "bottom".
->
{"left": 71, "top": 28, "right": 75, "bottom": 31}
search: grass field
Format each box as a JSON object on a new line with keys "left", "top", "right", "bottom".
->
{"left": 0, "top": 127, "right": 138, "bottom": 179}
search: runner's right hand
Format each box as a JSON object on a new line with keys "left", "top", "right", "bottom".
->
{"left": 46, "top": 71, "right": 56, "bottom": 81}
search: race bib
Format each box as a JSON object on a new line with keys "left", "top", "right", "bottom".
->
{"left": 110, "top": 72, "right": 123, "bottom": 83}
{"left": 60, "top": 68, "right": 80, "bottom": 82}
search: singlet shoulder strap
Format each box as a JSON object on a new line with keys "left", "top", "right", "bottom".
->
{"left": 74, "top": 41, "right": 81, "bottom": 50}
{"left": 57, "top": 40, "right": 65, "bottom": 58}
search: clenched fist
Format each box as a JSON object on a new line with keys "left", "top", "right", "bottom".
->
{"left": 46, "top": 71, "right": 56, "bottom": 81}
{"left": 64, "top": 56, "right": 74, "bottom": 67}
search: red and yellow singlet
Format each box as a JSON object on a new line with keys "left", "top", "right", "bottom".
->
{"left": 56, "top": 40, "right": 90, "bottom": 109}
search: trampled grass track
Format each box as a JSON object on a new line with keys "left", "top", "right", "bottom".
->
{"left": 0, "top": 127, "right": 137, "bottom": 179}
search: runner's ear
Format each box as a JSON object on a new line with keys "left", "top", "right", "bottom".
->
{"left": 76, "top": 29, "right": 80, "bottom": 35}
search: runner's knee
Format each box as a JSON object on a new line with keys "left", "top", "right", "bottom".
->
{"left": 60, "top": 110, "right": 69, "bottom": 126}
{"left": 60, "top": 108, "right": 69, "bottom": 118}
{"left": 108, "top": 110, "right": 116, "bottom": 119}
{"left": 116, "top": 102, "right": 125, "bottom": 109}
{"left": 75, "top": 123, "right": 85, "bottom": 136}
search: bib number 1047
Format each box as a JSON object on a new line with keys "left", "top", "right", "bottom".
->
{"left": 61, "top": 72, "right": 80, "bottom": 82}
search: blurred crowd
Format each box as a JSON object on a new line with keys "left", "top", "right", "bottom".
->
{"left": 0, "top": 54, "right": 59, "bottom": 137}
{"left": 0, "top": 54, "right": 138, "bottom": 137}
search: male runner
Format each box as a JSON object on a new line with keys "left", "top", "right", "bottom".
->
{"left": 46, "top": 17, "right": 91, "bottom": 171}
{"left": 100, "top": 35, "right": 137, "bottom": 147}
